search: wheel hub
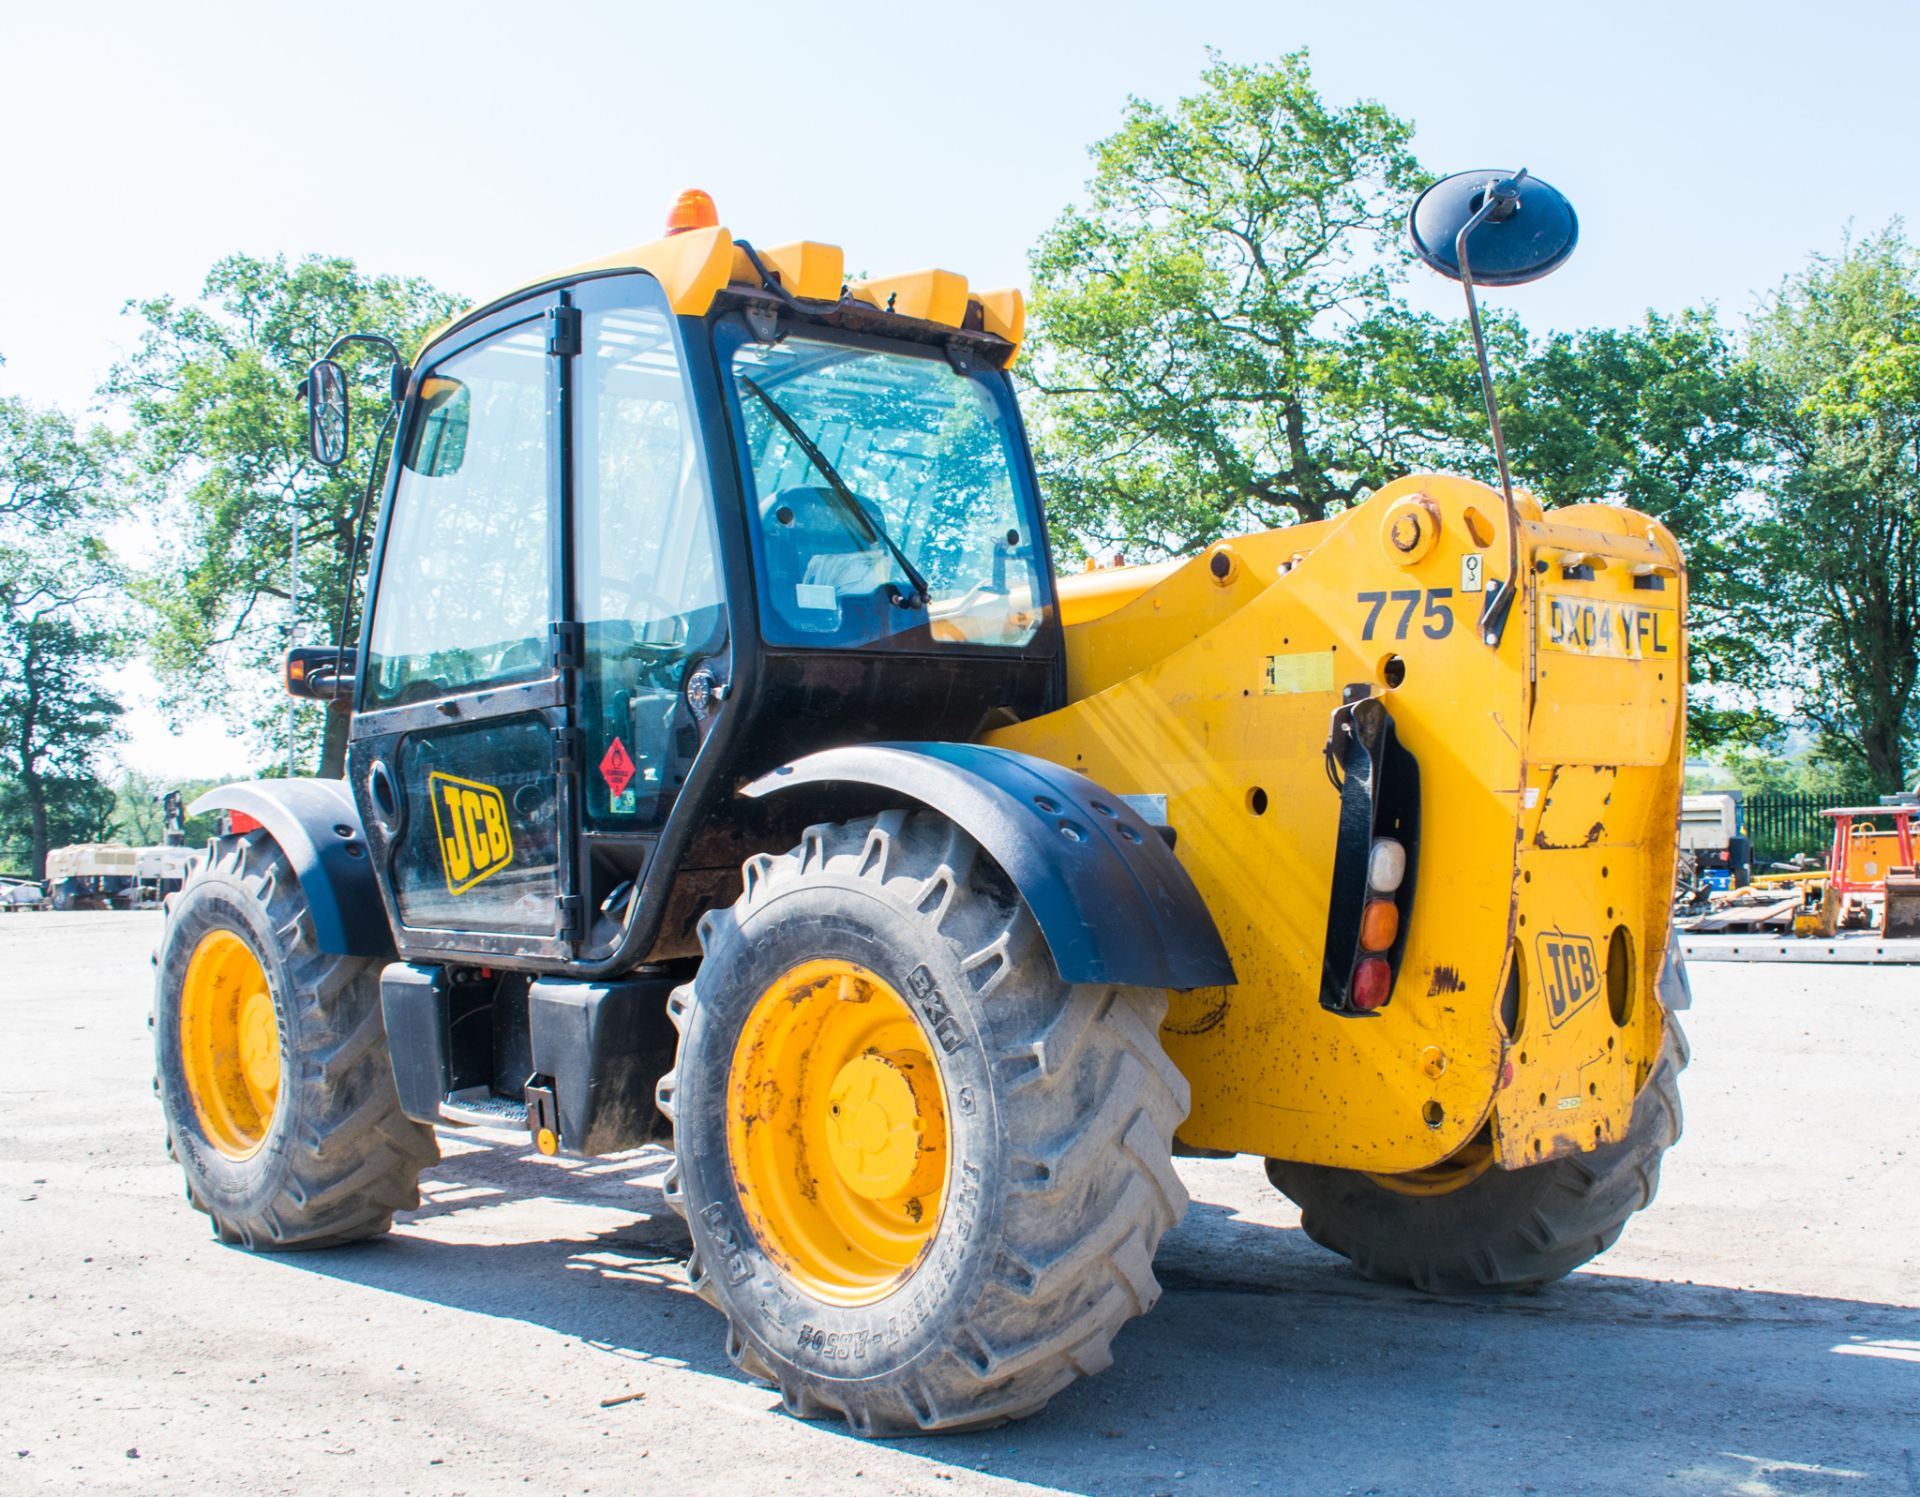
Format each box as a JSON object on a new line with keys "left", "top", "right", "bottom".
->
{"left": 238, "top": 988, "right": 280, "bottom": 1094}
{"left": 1364, "top": 1136, "right": 1495, "bottom": 1197}
{"left": 825, "top": 1050, "right": 945, "bottom": 1201}
{"left": 178, "top": 928, "right": 282, "bottom": 1160}
{"left": 727, "top": 959, "right": 951, "bottom": 1305}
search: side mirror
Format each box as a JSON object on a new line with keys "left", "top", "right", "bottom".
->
{"left": 285, "top": 645, "right": 358, "bottom": 700}
{"left": 1408, "top": 168, "right": 1579, "bottom": 652}
{"left": 306, "top": 359, "right": 350, "bottom": 467}
{"left": 1408, "top": 170, "right": 1578, "bottom": 286}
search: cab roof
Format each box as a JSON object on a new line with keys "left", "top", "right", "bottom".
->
{"left": 430, "top": 222, "right": 1025, "bottom": 366}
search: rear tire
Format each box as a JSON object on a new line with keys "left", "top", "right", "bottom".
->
{"left": 1267, "top": 1015, "right": 1686, "bottom": 1293}
{"left": 154, "top": 831, "right": 437, "bottom": 1249}
{"left": 659, "top": 809, "right": 1189, "bottom": 1435}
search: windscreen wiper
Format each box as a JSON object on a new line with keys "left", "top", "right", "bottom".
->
{"left": 738, "top": 374, "right": 931, "bottom": 606}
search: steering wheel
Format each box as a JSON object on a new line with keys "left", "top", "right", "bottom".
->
{"left": 590, "top": 580, "right": 688, "bottom": 656}
{"left": 935, "top": 580, "right": 986, "bottom": 615}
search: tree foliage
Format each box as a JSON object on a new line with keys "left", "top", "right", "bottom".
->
{"left": 1503, "top": 311, "right": 1767, "bottom": 748}
{"left": 1021, "top": 53, "right": 1846, "bottom": 763}
{"left": 109, "top": 769, "right": 222, "bottom": 847}
{"left": 107, "top": 254, "right": 463, "bottom": 768}
{"left": 1742, "top": 227, "right": 1920, "bottom": 792}
{"left": 1025, "top": 52, "right": 1491, "bottom": 559}
{"left": 0, "top": 380, "right": 126, "bottom": 876}
{"left": 0, "top": 776, "right": 116, "bottom": 874}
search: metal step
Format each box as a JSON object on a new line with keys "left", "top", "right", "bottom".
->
{"left": 439, "top": 1090, "right": 529, "bottom": 1128}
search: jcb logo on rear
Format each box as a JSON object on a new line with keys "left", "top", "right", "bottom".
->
{"left": 428, "top": 771, "right": 513, "bottom": 894}
{"left": 1534, "top": 930, "right": 1600, "bottom": 1027}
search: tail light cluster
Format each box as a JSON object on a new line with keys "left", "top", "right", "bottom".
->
{"left": 1317, "top": 689, "right": 1419, "bottom": 1017}
{"left": 1349, "top": 836, "right": 1407, "bottom": 1012}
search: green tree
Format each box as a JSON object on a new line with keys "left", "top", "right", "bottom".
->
{"left": 0, "top": 776, "right": 116, "bottom": 873}
{"left": 1503, "top": 310, "right": 1766, "bottom": 750}
{"left": 107, "top": 254, "right": 464, "bottom": 771}
{"left": 1024, "top": 52, "right": 1493, "bottom": 560}
{"left": 0, "top": 384, "right": 125, "bottom": 878}
{"left": 1745, "top": 227, "right": 1920, "bottom": 793}
{"left": 0, "top": 601, "right": 127, "bottom": 877}
{"left": 108, "top": 769, "right": 223, "bottom": 847}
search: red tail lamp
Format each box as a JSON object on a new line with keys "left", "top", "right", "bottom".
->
{"left": 1350, "top": 957, "right": 1392, "bottom": 1011}
{"left": 665, "top": 188, "right": 719, "bottom": 236}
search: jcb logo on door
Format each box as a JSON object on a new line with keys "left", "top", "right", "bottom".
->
{"left": 428, "top": 771, "right": 513, "bottom": 894}
{"left": 1534, "top": 930, "right": 1600, "bottom": 1027}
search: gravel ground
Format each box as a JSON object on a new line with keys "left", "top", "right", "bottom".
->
{"left": 2, "top": 911, "right": 1916, "bottom": 1496}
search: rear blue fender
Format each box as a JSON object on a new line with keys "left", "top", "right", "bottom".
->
{"left": 188, "top": 778, "right": 393, "bottom": 959}
{"left": 741, "top": 742, "right": 1236, "bottom": 991}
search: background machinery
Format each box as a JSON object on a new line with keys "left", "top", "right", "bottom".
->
{"left": 1677, "top": 791, "right": 1751, "bottom": 897}
{"left": 47, "top": 843, "right": 139, "bottom": 910}
{"left": 153, "top": 173, "right": 1689, "bottom": 1433}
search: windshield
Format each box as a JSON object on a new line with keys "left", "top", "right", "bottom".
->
{"left": 722, "top": 325, "right": 1049, "bottom": 650}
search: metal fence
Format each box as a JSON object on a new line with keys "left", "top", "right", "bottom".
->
{"left": 1745, "top": 791, "right": 1852, "bottom": 867}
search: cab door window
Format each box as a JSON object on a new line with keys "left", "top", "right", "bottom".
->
{"left": 363, "top": 323, "right": 551, "bottom": 708}
{"left": 575, "top": 293, "right": 725, "bottom": 825}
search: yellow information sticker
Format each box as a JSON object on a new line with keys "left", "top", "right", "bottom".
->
{"left": 1539, "top": 594, "right": 1677, "bottom": 661}
{"left": 1263, "top": 650, "right": 1336, "bottom": 695}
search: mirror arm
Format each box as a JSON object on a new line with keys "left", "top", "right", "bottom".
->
{"left": 321, "top": 331, "right": 406, "bottom": 369}
{"left": 1454, "top": 169, "right": 1528, "bottom": 649}
{"left": 332, "top": 405, "right": 401, "bottom": 662}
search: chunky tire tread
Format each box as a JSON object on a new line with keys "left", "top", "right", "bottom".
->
{"left": 1267, "top": 1017, "right": 1686, "bottom": 1293}
{"left": 659, "top": 811, "right": 1188, "bottom": 1435}
{"left": 156, "top": 831, "right": 437, "bottom": 1251}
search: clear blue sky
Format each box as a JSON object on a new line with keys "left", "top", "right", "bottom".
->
{"left": 3, "top": 0, "right": 1915, "bottom": 772}
{"left": 5, "top": 0, "right": 1917, "bottom": 412}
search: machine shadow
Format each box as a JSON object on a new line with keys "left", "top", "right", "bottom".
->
{"left": 281, "top": 1134, "right": 1920, "bottom": 1496}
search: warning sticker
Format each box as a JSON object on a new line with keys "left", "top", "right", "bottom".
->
{"left": 1262, "top": 650, "right": 1336, "bottom": 695}
{"left": 599, "top": 737, "right": 636, "bottom": 798}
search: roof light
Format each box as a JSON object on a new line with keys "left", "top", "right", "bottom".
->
{"left": 665, "top": 188, "right": 719, "bottom": 237}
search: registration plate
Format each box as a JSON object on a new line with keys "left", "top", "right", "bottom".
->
{"left": 1539, "top": 593, "right": 1677, "bottom": 660}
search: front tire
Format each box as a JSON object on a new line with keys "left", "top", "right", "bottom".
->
{"left": 659, "top": 809, "right": 1189, "bottom": 1434}
{"left": 154, "top": 831, "right": 437, "bottom": 1249}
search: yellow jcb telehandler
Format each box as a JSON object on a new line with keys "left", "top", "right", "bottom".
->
{"left": 154, "top": 170, "right": 1687, "bottom": 1434}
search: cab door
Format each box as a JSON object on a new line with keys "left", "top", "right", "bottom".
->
{"left": 564, "top": 274, "right": 731, "bottom": 923}
{"left": 349, "top": 296, "right": 578, "bottom": 961}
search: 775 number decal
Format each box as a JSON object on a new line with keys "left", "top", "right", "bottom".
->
{"left": 1357, "top": 588, "right": 1454, "bottom": 641}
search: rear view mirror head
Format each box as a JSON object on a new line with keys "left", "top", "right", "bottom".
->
{"left": 1409, "top": 170, "right": 1579, "bottom": 286}
{"left": 306, "top": 359, "right": 350, "bottom": 467}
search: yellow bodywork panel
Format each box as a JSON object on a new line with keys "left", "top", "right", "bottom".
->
{"left": 989, "top": 473, "right": 1683, "bottom": 1174}
{"left": 538, "top": 224, "right": 738, "bottom": 315}
{"left": 972, "top": 288, "right": 1027, "bottom": 351}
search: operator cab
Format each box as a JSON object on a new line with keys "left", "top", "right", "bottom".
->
{"left": 329, "top": 194, "right": 1061, "bottom": 973}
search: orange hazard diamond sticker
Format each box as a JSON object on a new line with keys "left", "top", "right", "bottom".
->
{"left": 599, "top": 737, "right": 635, "bottom": 798}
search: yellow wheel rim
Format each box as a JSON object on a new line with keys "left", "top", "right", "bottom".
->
{"left": 179, "top": 929, "right": 282, "bottom": 1160}
{"left": 1364, "top": 1137, "right": 1496, "bottom": 1198}
{"left": 727, "top": 959, "right": 949, "bottom": 1306}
